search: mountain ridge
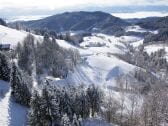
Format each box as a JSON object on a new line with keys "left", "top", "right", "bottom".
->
{"left": 18, "top": 11, "right": 129, "bottom": 34}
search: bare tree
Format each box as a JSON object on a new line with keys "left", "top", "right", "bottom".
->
{"left": 102, "top": 92, "right": 119, "bottom": 124}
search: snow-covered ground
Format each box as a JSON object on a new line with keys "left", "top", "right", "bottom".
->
{"left": 125, "top": 25, "right": 158, "bottom": 34}
{"left": 1, "top": 24, "right": 167, "bottom": 125}
{"left": 0, "top": 25, "right": 141, "bottom": 87}
{"left": 145, "top": 44, "right": 168, "bottom": 60}
{"left": 125, "top": 25, "right": 148, "bottom": 33}
{"left": 119, "top": 35, "right": 142, "bottom": 43}
{"left": 55, "top": 34, "right": 136, "bottom": 87}
{"left": 145, "top": 44, "right": 168, "bottom": 54}
{"left": 0, "top": 25, "right": 42, "bottom": 48}
{"left": 0, "top": 80, "right": 28, "bottom": 126}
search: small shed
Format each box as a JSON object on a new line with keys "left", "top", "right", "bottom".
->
{"left": 0, "top": 44, "right": 10, "bottom": 51}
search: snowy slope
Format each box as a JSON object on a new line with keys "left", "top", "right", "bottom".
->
{"left": 145, "top": 44, "right": 168, "bottom": 60}
{"left": 56, "top": 34, "right": 136, "bottom": 87}
{"left": 145, "top": 44, "right": 168, "bottom": 54}
{"left": 0, "top": 25, "right": 42, "bottom": 47}
{"left": 0, "top": 80, "right": 28, "bottom": 126}
{"left": 0, "top": 25, "right": 140, "bottom": 87}
{"left": 0, "top": 25, "right": 144, "bottom": 125}
{"left": 0, "top": 25, "right": 26, "bottom": 47}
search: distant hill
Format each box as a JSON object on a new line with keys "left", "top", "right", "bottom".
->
{"left": 125, "top": 17, "right": 160, "bottom": 24}
{"left": 19, "top": 11, "right": 129, "bottom": 34}
{"left": 136, "top": 16, "right": 168, "bottom": 30}
{"left": 134, "top": 16, "right": 168, "bottom": 43}
{"left": 144, "top": 28, "right": 168, "bottom": 43}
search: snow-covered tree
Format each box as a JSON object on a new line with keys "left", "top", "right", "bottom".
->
{"left": 10, "top": 63, "right": 32, "bottom": 106}
{"left": 101, "top": 93, "right": 119, "bottom": 123}
{"left": 72, "top": 114, "right": 80, "bottom": 126}
{"left": 0, "top": 52, "right": 10, "bottom": 81}
{"left": 17, "top": 34, "right": 35, "bottom": 75}
{"left": 74, "top": 91, "right": 89, "bottom": 118}
{"left": 28, "top": 91, "right": 44, "bottom": 126}
{"left": 61, "top": 90, "right": 73, "bottom": 117}
{"left": 61, "top": 113, "right": 71, "bottom": 126}
{"left": 86, "top": 84, "right": 102, "bottom": 117}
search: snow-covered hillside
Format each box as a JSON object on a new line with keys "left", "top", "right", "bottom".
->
{"left": 145, "top": 44, "right": 168, "bottom": 60}
{"left": 0, "top": 25, "right": 42, "bottom": 47}
{"left": 0, "top": 80, "right": 27, "bottom": 126}
{"left": 125, "top": 25, "right": 158, "bottom": 34}
{"left": 1, "top": 25, "right": 167, "bottom": 125}
{"left": 55, "top": 34, "right": 137, "bottom": 87}
{"left": 0, "top": 25, "right": 146, "bottom": 87}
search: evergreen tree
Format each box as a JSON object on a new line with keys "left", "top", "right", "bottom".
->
{"left": 10, "top": 63, "right": 32, "bottom": 106}
{"left": 28, "top": 87, "right": 61, "bottom": 126}
{"left": 40, "top": 84, "right": 61, "bottom": 125}
{"left": 17, "top": 34, "right": 35, "bottom": 75}
{"left": 61, "top": 91, "right": 73, "bottom": 117}
{"left": 40, "top": 86, "right": 53, "bottom": 125}
{"left": 28, "top": 91, "right": 44, "bottom": 126}
{"left": 87, "top": 84, "right": 102, "bottom": 117}
{"left": 50, "top": 95, "right": 61, "bottom": 126}
{"left": 75, "top": 91, "right": 89, "bottom": 118}
{"left": 0, "top": 52, "right": 10, "bottom": 81}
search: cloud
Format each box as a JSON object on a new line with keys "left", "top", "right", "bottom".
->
{"left": 0, "top": 0, "right": 167, "bottom": 18}
{"left": 0, "top": 0, "right": 167, "bottom": 10}
{"left": 112, "top": 11, "right": 168, "bottom": 19}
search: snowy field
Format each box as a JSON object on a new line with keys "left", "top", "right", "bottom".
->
{"left": 0, "top": 25, "right": 42, "bottom": 48}
{"left": 125, "top": 25, "right": 158, "bottom": 34}
{"left": 145, "top": 44, "right": 168, "bottom": 60}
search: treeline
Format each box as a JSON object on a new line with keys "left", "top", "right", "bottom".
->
{"left": 15, "top": 33, "right": 80, "bottom": 78}
{"left": 10, "top": 63, "right": 32, "bottom": 106}
{"left": 144, "top": 28, "right": 168, "bottom": 43}
{"left": 28, "top": 83, "right": 103, "bottom": 126}
{"left": 0, "top": 51, "right": 103, "bottom": 125}
{"left": 101, "top": 72, "right": 168, "bottom": 126}
{"left": 33, "top": 29, "right": 86, "bottom": 45}
{"left": 108, "top": 43, "right": 168, "bottom": 126}
{"left": 9, "top": 22, "right": 86, "bottom": 45}
{"left": 0, "top": 52, "right": 32, "bottom": 106}
{"left": 114, "top": 44, "right": 168, "bottom": 94}
{"left": 136, "top": 16, "right": 168, "bottom": 30}
{"left": 116, "top": 44, "right": 168, "bottom": 73}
